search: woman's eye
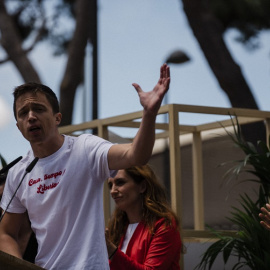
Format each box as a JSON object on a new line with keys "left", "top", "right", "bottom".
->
{"left": 116, "top": 180, "right": 125, "bottom": 186}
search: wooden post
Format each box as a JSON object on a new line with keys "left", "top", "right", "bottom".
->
{"left": 168, "top": 104, "right": 183, "bottom": 268}
{"left": 192, "top": 131, "right": 205, "bottom": 230}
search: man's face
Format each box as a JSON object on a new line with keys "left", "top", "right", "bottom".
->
{"left": 15, "top": 92, "right": 62, "bottom": 145}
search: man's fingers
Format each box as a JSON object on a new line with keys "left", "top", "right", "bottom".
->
{"left": 260, "top": 221, "right": 270, "bottom": 231}
{"left": 160, "top": 64, "right": 170, "bottom": 79}
{"left": 166, "top": 64, "right": 170, "bottom": 78}
{"left": 164, "top": 77, "right": 170, "bottom": 90}
{"left": 259, "top": 210, "right": 270, "bottom": 225}
{"left": 132, "top": 83, "right": 142, "bottom": 94}
{"left": 261, "top": 206, "right": 270, "bottom": 216}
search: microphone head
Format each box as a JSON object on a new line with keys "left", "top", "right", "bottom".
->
{"left": 26, "top": 157, "right": 39, "bottom": 173}
{"left": 0, "top": 156, "right": 23, "bottom": 175}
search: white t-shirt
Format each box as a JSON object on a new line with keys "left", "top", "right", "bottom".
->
{"left": 121, "top": 223, "right": 139, "bottom": 254}
{"left": 1, "top": 134, "right": 116, "bottom": 270}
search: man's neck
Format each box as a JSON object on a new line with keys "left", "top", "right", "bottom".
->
{"left": 31, "top": 134, "right": 64, "bottom": 158}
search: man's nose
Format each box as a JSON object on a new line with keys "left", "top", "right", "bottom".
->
{"left": 28, "top": 110, "right": 37, "bottom": 121}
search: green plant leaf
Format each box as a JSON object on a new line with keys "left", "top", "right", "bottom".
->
{"left": 196, "top": 117, "right": 270, "bottom": 270}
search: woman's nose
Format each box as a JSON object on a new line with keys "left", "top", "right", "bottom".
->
{"left": 110, "top": 184, "right": 118, "bottom": 195}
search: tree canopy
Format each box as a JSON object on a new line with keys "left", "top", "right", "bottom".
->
{"left": 0, "top": 0, "right": 268, "bottom": 129}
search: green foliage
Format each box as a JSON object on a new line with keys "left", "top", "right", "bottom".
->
{"left": 225, "top": 119, "right": 270, "bottom": 197}
{"left": 210, "top": 0, "right": 270, "bottom": 47}
{"left": 196, "top": 119, "right": 270, "bottom": 269}
{"left": 5, "top": 0, "right": 76, "bottom": 55}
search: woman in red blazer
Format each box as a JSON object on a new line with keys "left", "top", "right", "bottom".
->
{"left": 106, "top": 164, "right": 182, "bottom": 269}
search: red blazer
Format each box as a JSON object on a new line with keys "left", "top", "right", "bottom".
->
{"left": 109, "top": 218, "right": 181, "bottom": 270}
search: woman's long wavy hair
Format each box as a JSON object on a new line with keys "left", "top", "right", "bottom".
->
{"left": 107, "top": 164, "right": 180, "bottom": 246}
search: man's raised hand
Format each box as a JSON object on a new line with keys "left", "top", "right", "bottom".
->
{"left": 132, "top": 64, "right": 170, "bottom": 116}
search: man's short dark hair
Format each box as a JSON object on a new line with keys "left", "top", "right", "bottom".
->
{"left": 13, "top": 82, "right": 60, "bottom": 119}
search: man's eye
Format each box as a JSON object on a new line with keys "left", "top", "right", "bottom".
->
{"left": 19, "top": 111, "right": 27, "bottom": 116}
{"left": 35, "top": 108, "right": 44, "bottom": 112}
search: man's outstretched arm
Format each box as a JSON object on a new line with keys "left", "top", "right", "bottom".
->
{"left": 108, "top": 64, "right": 170, "bottom": 170}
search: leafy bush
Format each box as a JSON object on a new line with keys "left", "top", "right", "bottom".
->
{"left": 196, "top": 120, "right": 270, "bottom": 270}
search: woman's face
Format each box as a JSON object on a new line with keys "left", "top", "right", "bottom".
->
{"left": 108, "top": 170, "right": 145, "bottom": 213}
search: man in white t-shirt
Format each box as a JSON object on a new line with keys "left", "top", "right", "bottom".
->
{"left": 0, "top": 64, "right": 170, "bottom": 269}
{"left": 0, "top": 64, "right": 170, "bottom": 270}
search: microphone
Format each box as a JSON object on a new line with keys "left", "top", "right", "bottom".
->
{"left": 0, "top": 156, "right": 23, "bottom": 175}
{"left": 26, "top": 157, "right": 39, "bottom": 173}
{"left": 0, "top": 157, "right": 39, "bottom": 222}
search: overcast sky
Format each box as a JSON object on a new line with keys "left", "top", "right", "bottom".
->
{"left": 0, "top": 0, "right": 270, "bottom": 163}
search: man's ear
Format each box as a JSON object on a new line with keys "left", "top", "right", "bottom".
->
{"left": 55, "top": 113, "right": 62, "bottom": 126}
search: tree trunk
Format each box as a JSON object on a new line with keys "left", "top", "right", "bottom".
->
{"left": 0, "top": 0, "right": 41, "bottom": 83}
{"left": 181, "top": 0, "right": 265, "bottom": 143}
{"left": 59, "top": 0, "right": 93, "bottom": 126}
{"left": 181, "top": 0, "right": 258, "bottom": 109}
